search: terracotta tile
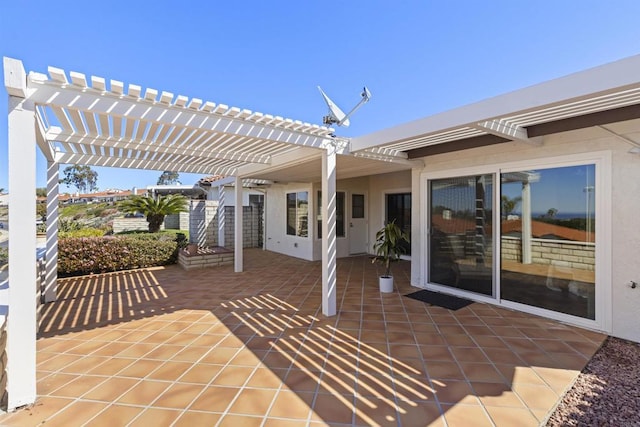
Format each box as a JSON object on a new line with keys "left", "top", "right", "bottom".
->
{"left": 53, "top": 375, "right": 108, "bottom": 398}
{"left": 115, "top": 342, "right": 157, "bottom": 358}
{"left": 44, "top": 400, "right": 107, "bottom": 426}
{"left": 263, "top": 418, "right": 312, "bottom": 427}
{"left": 117, "top": 359, "right": 164, "bottom": 379}
{"left": 512, "top": 383, "right": 559, "bottom": 410}
{"left": 128, "top": 408, "right": 181, "bottom": 427}
{"left": 246, "top": 367, "right": 286, "bottom": 389}
{"left": 117, "top": 379, "right": 170, "bottom": 405}
{"left": 397, "top": 401, "right": 445, "bottom": 427}
{"left": 200, "top": 347, "right": 240, "bottom": 364}
{"left": 425, "top": 361, "right": 465, "bottom": 380}
{"left": 269, "top": 390, "right": 313, "bottom": 419}
{"left": 86, "top": 357, "right": 134, "bottom": 376}
{"left": 165, "top": 332, "right": 202, "bottom": 346}
{"left": 0, "top": 398, "right": 69, "bottom": 426}
{"left": 227, "top": 388, "right": 277, "bottom": 416}
{"left": 212, "top": 366, "right": 254, "bottom": 386}
{"left": 143, "top": 344, "right": 184, "bottom": 360}
{"left": 189, "top": 385, "right": 240, "bottom": 412}
{"left": 532, "top": 366, "right": 580, "bottom": 393}
{"left": 173, "top": 411, "right": 222, "bottom": 426}
{"left": 354, "top": 397, "right": 401, "bottom": 427}
{"left": 484, "top": 405, "right": 539, "bottom": 426}
{"left": 82, "top": 377, "right": 139, "bottom": 401}
{"left": 59, "top": 355, "right": 111, "bottom": 374}
{"left": 458, "top": 362, "right": 506, "bottom": 383}
{"left": 37, "top": 372, "right": 78, "bottom": 395}
{"left": 41, "top": 353, "right": 84, "bottom": 371}
{"left": 147, "top": 361, "right": 193, "bottom": 381}
{"left": 153, "top": 383, "right": 205, "bottom": 409}
{"left": 179, "top": 363, "right": 223, "bottom": 384}
{"left": 312, "top": 393, "right": 354, "bottom": 424}
{"left": 441, "top": 403, "right": 494, "bottom": 426}
{"left": 86, "top": 404, "right": 143, "bottom": 426}
{"left": 171, "top": 345, "right": 212, "bottom": 362}
{"left": 285, "top": 369, "right": 321, "bottom": 392}
{"left": 471, "top": 381, "right": 525, "bottom": 407}
{"left": 433, "top": 380, "right": 474, "bottom": 404}
{"left": 217, "top": 414, "right": 264, "bottom": 427}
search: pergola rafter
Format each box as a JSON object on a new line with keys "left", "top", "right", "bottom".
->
{"left": 27, "top": 66, "right": 334, "bottom": 176}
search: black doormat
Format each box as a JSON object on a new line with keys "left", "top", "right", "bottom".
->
{"left": 404, "top": 290, "right": 474, "bottom": 311}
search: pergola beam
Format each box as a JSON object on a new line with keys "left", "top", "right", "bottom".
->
{"left": 474, "top": 119, "right": 542, "bottom": 145}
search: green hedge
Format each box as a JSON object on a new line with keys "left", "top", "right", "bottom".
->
{"left": 58, "top": 234, "right": 180, "bottom": 277}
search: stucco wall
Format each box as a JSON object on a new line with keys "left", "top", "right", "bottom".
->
{"left": 412, "top": 120, "right": 640, "bottom": 342}
{"left": 264, "top": 183, "right": 314, "bottom": 260}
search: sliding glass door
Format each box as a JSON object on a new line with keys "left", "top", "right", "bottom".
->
{"left": 429, "top": 174, "right": 494, "bottom": 296}
{"left": 500, "top": 165, "right": 596, "bottom": 319}
{"left": 426, "top": 162, "right": 598, "bottom": 321}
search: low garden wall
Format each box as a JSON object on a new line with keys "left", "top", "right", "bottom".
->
{"left": 501, "top": 236, "right": 595, "bottom": 270}
{"left": 178, "top": 245, "right": 234, "bottom": 270}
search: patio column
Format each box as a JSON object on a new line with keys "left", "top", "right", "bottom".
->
{"left": 521, "top": 181, "right": 532, "bottom": 264}
{"left": 234, "top": 177, "right": 243, "bottom": 272}
{"left": 410, "top": 167, "right": 421, "bottom": 286}
{"left": 5, "top": 57, "right": 37, "bottom": 409}
{"left": 321, "top": 146, "right": 337, "bottom": 317}
{"left": 43, "top": 161, "right": 59, "bottom": 302}
{"left": 218, "top": 185, "right": 226, "bottom": 247}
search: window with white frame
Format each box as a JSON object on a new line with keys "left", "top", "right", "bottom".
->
{"left": 286, "top": 191, "right": 308, "bottom": 237}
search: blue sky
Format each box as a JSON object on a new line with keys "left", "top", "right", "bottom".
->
{"left": 2, "top": 1, "right": 640, "bottom": 193}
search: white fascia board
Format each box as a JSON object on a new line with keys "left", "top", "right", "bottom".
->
{"left": 351, "top": 53, "right": 640, "bottom": 151}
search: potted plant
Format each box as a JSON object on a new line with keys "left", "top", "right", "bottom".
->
{"left": 372, "top": 219, "right": 409, "bottom": 292}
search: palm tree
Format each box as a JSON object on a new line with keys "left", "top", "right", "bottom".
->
{"left": 121, "top": 194, "right": 188, "bottom": 233}
{"left": 501, "top": 195, "right": 522, "bottom": 218}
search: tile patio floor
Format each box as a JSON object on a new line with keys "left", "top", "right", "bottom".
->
{"left": 0, "top": 249, "right": 605, "bottom": 426}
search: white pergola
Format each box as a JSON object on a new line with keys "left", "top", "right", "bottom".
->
{"left": 3, "top": 57, "right": 386, "bottom": 409}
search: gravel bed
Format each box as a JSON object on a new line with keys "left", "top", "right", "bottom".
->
{"left": 546, "top": 336, "right": 640, "bottom": 426}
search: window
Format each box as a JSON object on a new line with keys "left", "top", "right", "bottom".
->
{"left": 352, "top": 194, "right": 365, "bottom": 218}
{"left": 286, "top": 192, "right": 308, "bottom": 237}
{"left": 317, "top": 191, "right": 345, "bottom": 238}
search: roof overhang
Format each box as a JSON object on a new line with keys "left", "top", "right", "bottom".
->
{"left": 351, "top": 54, "right": 640, "bottom": 156}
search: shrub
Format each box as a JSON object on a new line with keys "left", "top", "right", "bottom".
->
{"left": 58, "top": 234, "right": 179, "bottom": 277}
{"left": 59, "top": 228, "right": 105, "bottom": 239}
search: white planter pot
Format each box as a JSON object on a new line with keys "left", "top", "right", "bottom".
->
{"left": 379, "top": 276, "right": 394, "bottom": 293}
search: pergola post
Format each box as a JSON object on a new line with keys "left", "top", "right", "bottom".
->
{"left": 521, "top": 181, "right": 532, "bottom": 264}
{"left": 234, "top": 177, "right": 243, "bottom": 272}
{"left": 321, "top": 146, "right": 337, "bottom": 317}
{"left": 43, "top": 161, "right": 59, "bottom": 303}
{"left": 218, "top": 185, "right": 226, "bottom": 248}
{"left": 5, "top": 58, "right": 37, "bottom": 410}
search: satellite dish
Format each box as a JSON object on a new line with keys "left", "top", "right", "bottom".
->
{"left": 318, "top": 86, "right": 371, "bottom": 128}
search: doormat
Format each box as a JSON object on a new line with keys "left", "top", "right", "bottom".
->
{"left": 404, "top": 290, "right": 473, "bottom": 311}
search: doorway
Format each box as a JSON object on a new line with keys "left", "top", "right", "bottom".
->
{"left": 349, "top": 193, "right": 368, "bottom": 254}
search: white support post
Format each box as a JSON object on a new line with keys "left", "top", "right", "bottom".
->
{"left": 234, "top": 177, "right": 243, "bottom": 272}
{"left": 218, "top": 186, "right": 226, "bottom": 248}
{"left": 410, "top": 167, "right": 422, "bottom": 286}
{"left": 521, "top": 181, "right": 532, "bottom": 264}
{"left": 43, "top": 161, "right": 59, "bottom": 302}
{"left": 7, "top": 92, "right": 38, "bottom": 409}
{"left": 321, "top": 146, "right": 337, "bottom": 317}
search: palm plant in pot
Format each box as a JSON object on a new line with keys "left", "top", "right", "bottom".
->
{"left": 372, "top": 219, "right": 410, "bottom": 293}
